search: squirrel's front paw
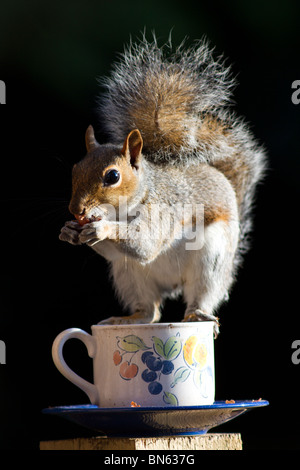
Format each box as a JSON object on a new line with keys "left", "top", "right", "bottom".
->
{"left": 59, "top": 221, "right": 82, "bottom": 245}
{"left": 79, "top": 220, "right": 113, "bottom": 246}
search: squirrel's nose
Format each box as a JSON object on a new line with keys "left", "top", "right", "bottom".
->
{"left": 69, "top": 201, "right": 90, "bottom": 226}
{"left": 69, "top": 200, "right": 85, "bottom": 216}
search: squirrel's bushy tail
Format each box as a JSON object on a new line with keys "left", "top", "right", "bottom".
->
{"left": 98, "top": 35, "right": 266, "bottom": 269}
{"left": 99, "top": 35, "right": 234, "bottom": 161}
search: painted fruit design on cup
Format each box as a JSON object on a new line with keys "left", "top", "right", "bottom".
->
{"left": 112, "top": 332, "right": 213, "bottom": 406}
{"left": 113, "top": 335, "right": 150, "bottom": 380}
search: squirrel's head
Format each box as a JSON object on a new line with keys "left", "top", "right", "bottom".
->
{"left": 69, "top": 126, "right": 144, "bottom": 225}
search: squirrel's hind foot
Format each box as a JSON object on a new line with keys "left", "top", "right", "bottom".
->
{"left": 182, "top": 310, "right": 220, "bottom": 338}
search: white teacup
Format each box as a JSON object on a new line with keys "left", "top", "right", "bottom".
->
{"left": 52, "top": 322, "right": 215, "bottom": 408}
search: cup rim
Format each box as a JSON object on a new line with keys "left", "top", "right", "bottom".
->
{"left": 91, "top": 321, "right": 214, "bottom": 329}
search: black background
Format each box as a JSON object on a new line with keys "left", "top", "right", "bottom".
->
{"left": 0, "top": 0, "right": 299, "bottom": 450}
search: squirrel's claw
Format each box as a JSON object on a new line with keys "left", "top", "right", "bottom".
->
{"left": 183, "top": 310, "right": 220, "bottom": 338}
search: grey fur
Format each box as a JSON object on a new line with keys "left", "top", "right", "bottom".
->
{"left": 59, "top": 36, "right": 267, "bottom": 334}
{"left": 98, "top": 35, "right": 266, "bottom": 270}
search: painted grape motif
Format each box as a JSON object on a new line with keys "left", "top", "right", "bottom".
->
{"left": 148, "top": 381, "right": 163, "bottom": 395}
{"left": 141, "top": 348, "right": 177, "bottom": 399}
{"left": 141, "top": 369, "right": 157, "bottom": 382}
{"left": 142, "top": 352, "right": 162, "bottom": 371}
{"left": 140, "top": 335, "right": 181, "bottom": 403}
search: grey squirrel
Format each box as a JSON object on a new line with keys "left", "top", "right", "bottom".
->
{"left": 59, "top": 36, "right": 266, "bottom": 336}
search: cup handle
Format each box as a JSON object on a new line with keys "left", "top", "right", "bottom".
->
{"left": 52, "top": 328, "right": 99, "bottom": 405}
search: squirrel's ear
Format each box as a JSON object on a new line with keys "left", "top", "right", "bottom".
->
{"left": 122, "top": 129, "right": 143, "bottom": 169}
{"left": 85, "top": 125, "right": 100, "bottom": 152}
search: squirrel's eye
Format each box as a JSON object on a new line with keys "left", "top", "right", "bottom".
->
{"left": 103, "top": 169, "right": 120, "bottom": 186}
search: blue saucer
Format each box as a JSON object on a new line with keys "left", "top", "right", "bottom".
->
{"left": 43, "top": 400, "right": 269, "bottom": 437}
